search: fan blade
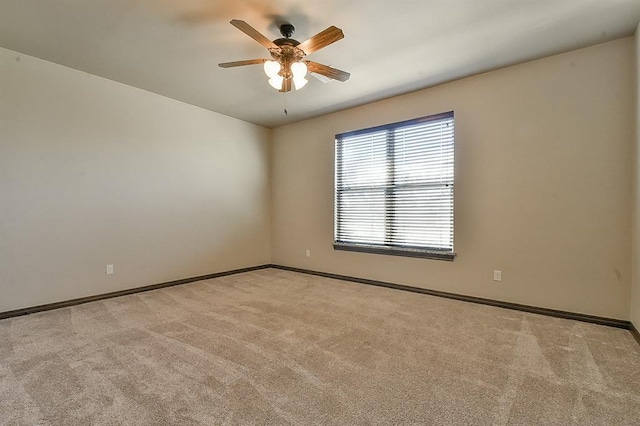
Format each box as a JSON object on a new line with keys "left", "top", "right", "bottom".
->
{"left": 297, "top": 26, "right": 344, "bottom": 55}
{"left": 279, "top": 78, "right": 292, "bottom": 93}
{"left": 230, "top": 20, "right": 277, "bottom": 49}
{"left": 218, "top": 59, "right": 267, "bottom": 68}
{"left": 306, "top": 61, "right": 350, "bottom": 82}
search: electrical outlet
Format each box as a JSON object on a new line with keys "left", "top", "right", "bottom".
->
{"left": 493, "top": 270, "right": 502, "bottom": 282}
{"left": 305, "top": 249, "right": 311, "bottom": 258}
{"left": 106, "top": 264, "right": 114, "bottom": 275}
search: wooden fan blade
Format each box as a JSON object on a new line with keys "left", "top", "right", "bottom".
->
{"left": 297, "top": 26, "right": 344, "bottom": 55}
{"left": 280, "top": 78, "right": 292, "bottom": 93}
{"left": 305, "top": 61, "right": 350, "bottom": 82}
{"left": 218, "top": 59, "right": 268, "bottom": 68}
{"left": 230, "top": 20, "right": 277, "bottom": 49}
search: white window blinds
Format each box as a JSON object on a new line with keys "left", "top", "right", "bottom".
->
{"left": 334, "top": 111, "right": 455, "bottom": 259}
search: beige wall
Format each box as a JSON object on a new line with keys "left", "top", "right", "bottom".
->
{"left": 632, "top": 25, "right": 640, "bottom": 329}
{"left": 0, "top": 47, "right": 271, "bottom": 312}
{"left": 1, "top": 37, "right": 635, "bottom": 321}
{"left": 272, "top": 38, "right": 635, "bottom": 320}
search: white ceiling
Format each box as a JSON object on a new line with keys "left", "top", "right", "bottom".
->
{"left": 1, "top": 0, "right": 639, "bottom": 128}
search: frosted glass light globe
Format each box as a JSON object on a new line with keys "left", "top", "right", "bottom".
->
{"left": 264, "top": 61, "right": 281, "bottom": 79}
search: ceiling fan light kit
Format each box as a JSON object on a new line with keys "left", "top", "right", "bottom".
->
{"left": 218, "top": 20, "right": 350, "bottom": 93}
{"left": 290, "top": 62, "right": 308, "bottom": 90}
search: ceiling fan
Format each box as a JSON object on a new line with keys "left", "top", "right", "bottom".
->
{"left": 218, "top": 20, "right": 350, "bottom": 92}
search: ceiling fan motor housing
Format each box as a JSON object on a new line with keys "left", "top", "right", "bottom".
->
{"left": 269, "top": 46, "right": 305, "bottom": 79}
{"left": 274, "top": 23, "right": 300, "bottom": 47}
{"left": 279, "top": 24, "right": 295, "bottom": 38}
{"left": 270, "top": 24, "right": 305, "bottom": 80}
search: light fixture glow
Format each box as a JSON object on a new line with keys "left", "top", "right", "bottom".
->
{"left": 268, "top": 76, "right": 284, "bottom": 90}
{"left": 265, "top": 60, "right": 309, "bottom": 91}
{"left": 293, "top": 77, "right": 308, "bottom": 90}
{"left": 264, "top": 60, "right": 281, "bottom": 79}
{"left": 291, "top": 61, "right": 308, "bottom": 78}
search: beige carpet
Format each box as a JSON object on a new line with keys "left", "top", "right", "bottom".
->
{"left": 0, "top": 269, "right": 639, "bottom": 425}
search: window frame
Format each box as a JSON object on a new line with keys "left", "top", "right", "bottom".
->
{"left": 333, "top": 111, "right": 456, "bottom": 261}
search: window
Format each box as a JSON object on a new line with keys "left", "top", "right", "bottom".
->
{"left": 334, "top": 111, "right": 455, "bottom": 260}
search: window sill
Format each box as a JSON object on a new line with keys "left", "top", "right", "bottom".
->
{"left": 333, "top": 242, "right": 456, "bottom": 261}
